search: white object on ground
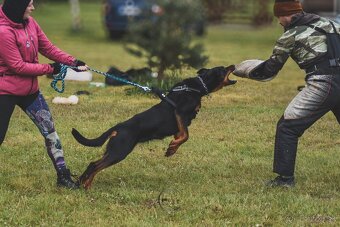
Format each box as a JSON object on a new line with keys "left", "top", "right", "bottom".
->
{"left": 52, "top": 95, "right": 79, "bottom": 105}
{"left": 89, "top": 82, "right": 106, "bottom": 87}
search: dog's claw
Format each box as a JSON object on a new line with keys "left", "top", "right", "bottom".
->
{"left": 83, "top": 180, "right": 91, "bottom": 190}
{"left": 77, "top": 177, "right": 91, "bottom": 190}
{"left": 165, "top": 148, "right": 177, "bottom": 157}
{"left": 165, "top": 152, "right": 173, "bottom": 157}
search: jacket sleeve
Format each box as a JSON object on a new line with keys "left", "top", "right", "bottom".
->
{"left": 0, "top": 27, "right": 53, "bottom": 76}
{"left": 250, "top": 30, "right": 296, "bottom": 81}
{"left": 33, "top": 19, "right": 76, "bottom": 66}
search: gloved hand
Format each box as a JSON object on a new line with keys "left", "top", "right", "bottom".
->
{"left": 50, "top": 62, "right": 61, "bottom": 75}
{"left": 75, "top": 59, "right": 86, "bottom": 67}
{"left": 74, "top": 59, "right": 88, "bottom": 72}
{"left": 233, "top": 59, "right": 264, "bottom": 78}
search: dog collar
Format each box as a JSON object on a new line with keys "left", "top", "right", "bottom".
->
{"left": 197, "top": 76, "right": 209, "bottom": 95}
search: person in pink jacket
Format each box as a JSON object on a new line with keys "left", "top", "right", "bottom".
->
{"left": 0, "top": 0, "right": 87, "bottom": 189}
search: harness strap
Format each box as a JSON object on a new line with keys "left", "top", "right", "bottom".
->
{"left": 151, "top": 87, "right": 177, "bottom": 108}
{"left": 153, "top": 76, "right": 210, "bottom": 109}
{"left": 171, "top": 85, "right": 201, "bottom": 93}
{"left": 305, "top": 60, "right": 340, "bottom": 75}
{"left": 305, "top": 21, "right": 340, "bottom": 70}
{"left": 307, "top": 24, "right": 327, "bottom": 34}
{"left": 330, "top": 21, "right": 339, "bottom": 35}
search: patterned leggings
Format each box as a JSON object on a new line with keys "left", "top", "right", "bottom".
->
{"left": 0, "top": 91, "right": 67, "bottom": 172}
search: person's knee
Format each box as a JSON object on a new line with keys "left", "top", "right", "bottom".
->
{"left": 44, "top": 132, "right": 64, "bottom": 157}
{"left": 276, "top": 117, "right": 305, "bottom": 138}
{"left": 45, "top": 131, "right": 60, "bottom": 144}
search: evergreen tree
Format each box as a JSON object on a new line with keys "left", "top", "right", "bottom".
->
{"left": 124, "top": 0, "right": 208, "bottom": 80}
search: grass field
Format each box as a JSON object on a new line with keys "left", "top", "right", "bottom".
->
{"left": 0, "top": 2, "right": 339, "bottom": 226}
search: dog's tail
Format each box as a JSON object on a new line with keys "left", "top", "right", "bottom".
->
{"left": 72, "top": 127, "right": 116, "bottom": 147}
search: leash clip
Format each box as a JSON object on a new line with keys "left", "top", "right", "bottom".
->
{"left": 142, "top": 86, "right": 152, "bottom": 92}
{"left": 151, "top": 87, "right": 177, "bottom": 108}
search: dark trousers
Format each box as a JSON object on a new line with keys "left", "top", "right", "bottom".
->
{"left": 0, "top": 92, "right": 39, "bottom": 143}
{"left": 0, "top": 91, "right": 66, "bottom": 172}
{"left": 274, "top": 74, "right": 340, "bottom": 176}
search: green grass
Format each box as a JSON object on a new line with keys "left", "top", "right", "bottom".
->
{"left": 1, "top": 2, "right": 340, "bottom": 226}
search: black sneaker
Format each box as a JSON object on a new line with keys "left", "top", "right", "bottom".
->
{"left": 266, "top": 175, "right": 295, "bottom": 188}
{"left": 57, "top": 169, "right": 79, "bottom": 190}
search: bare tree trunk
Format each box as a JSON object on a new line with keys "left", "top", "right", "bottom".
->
{"left": 157, "top": 64, "right": 166, "bottom": 81}
{"left": 69, "top": 0, "right": 82, "bottom": 31}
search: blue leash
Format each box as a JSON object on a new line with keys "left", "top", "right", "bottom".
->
{"left": 50, "top": 64, "right": 177, "bottom": 108}
{"left": 50, "top": 64, "right": 152, "bottom": 93}
{"left": 50, "top": 64, "right": 69, "bottom": 93}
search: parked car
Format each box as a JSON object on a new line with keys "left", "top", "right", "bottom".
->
{"left": 102, "top": 0, "right": 205, "bottom": 39}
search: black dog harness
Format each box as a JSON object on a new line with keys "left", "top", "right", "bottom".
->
{"left": 151, "top": 87, "right": 178, "bottom": 108}
{"left": 171, "top": 85, "right": 201, "bottom": 93}
{"left": 152, "top": 76, "right": 209, "bottom": 109}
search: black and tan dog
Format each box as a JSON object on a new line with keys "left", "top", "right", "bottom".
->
{"left": 72, "top": 65, "right": 236, "bottom": 189}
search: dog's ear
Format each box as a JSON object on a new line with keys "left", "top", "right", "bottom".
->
{"left": 197, "top": 68, "right": 208, "bottom": 75}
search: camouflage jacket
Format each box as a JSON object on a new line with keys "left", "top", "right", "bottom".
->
{"left": 251, "top": 12, "right": 340, "bottom": 80}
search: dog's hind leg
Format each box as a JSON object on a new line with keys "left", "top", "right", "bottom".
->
{"left": 79, "top": 151, "right": 131, "bottom": 189}
{"left": 78, "top": 132, "right": 137, "bottom": 189}
{"left": 78, "top": 153, "right": 111, "bottom": 189}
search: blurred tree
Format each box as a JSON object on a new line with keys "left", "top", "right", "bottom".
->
{"left": 202, "top": 0, "right": 273, "bottom": 25}
{"left": 69, "top": 0, "right": 81, "bottom": 31}
{"left": 124, "top": 0, "right": 208, "bottom": 80}
{"left": 202, "top": 0, "right": 231, "bottom": 23}
{"left": 252, "top": 0, "right": 273, "bottom": 26}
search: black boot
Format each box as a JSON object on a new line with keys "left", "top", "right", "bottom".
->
{"left": 57, "top": 168, "right": 79, "bottom": 189}
{"left": 266, "top": 175, "right": 295, "bottom": 188}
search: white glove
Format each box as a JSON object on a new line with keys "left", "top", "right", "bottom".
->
{"left": 233, "top": 59, "right": 264, "bottom": 78}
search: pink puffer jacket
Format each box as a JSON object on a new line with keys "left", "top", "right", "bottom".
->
{"left": 0, "top": 7, "right": 76, "bottom": 96}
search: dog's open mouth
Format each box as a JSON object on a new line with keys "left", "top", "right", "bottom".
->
{"left": 224, "top": 65, "right": 237, "bottom": 86}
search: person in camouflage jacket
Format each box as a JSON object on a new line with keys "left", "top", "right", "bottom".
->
{"left": 233, "top": 0, "right": 340, "bottom": 187}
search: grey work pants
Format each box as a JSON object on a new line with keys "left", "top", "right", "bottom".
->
{"left": 273, "top": 73, "right": 340, "bottom": 176}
